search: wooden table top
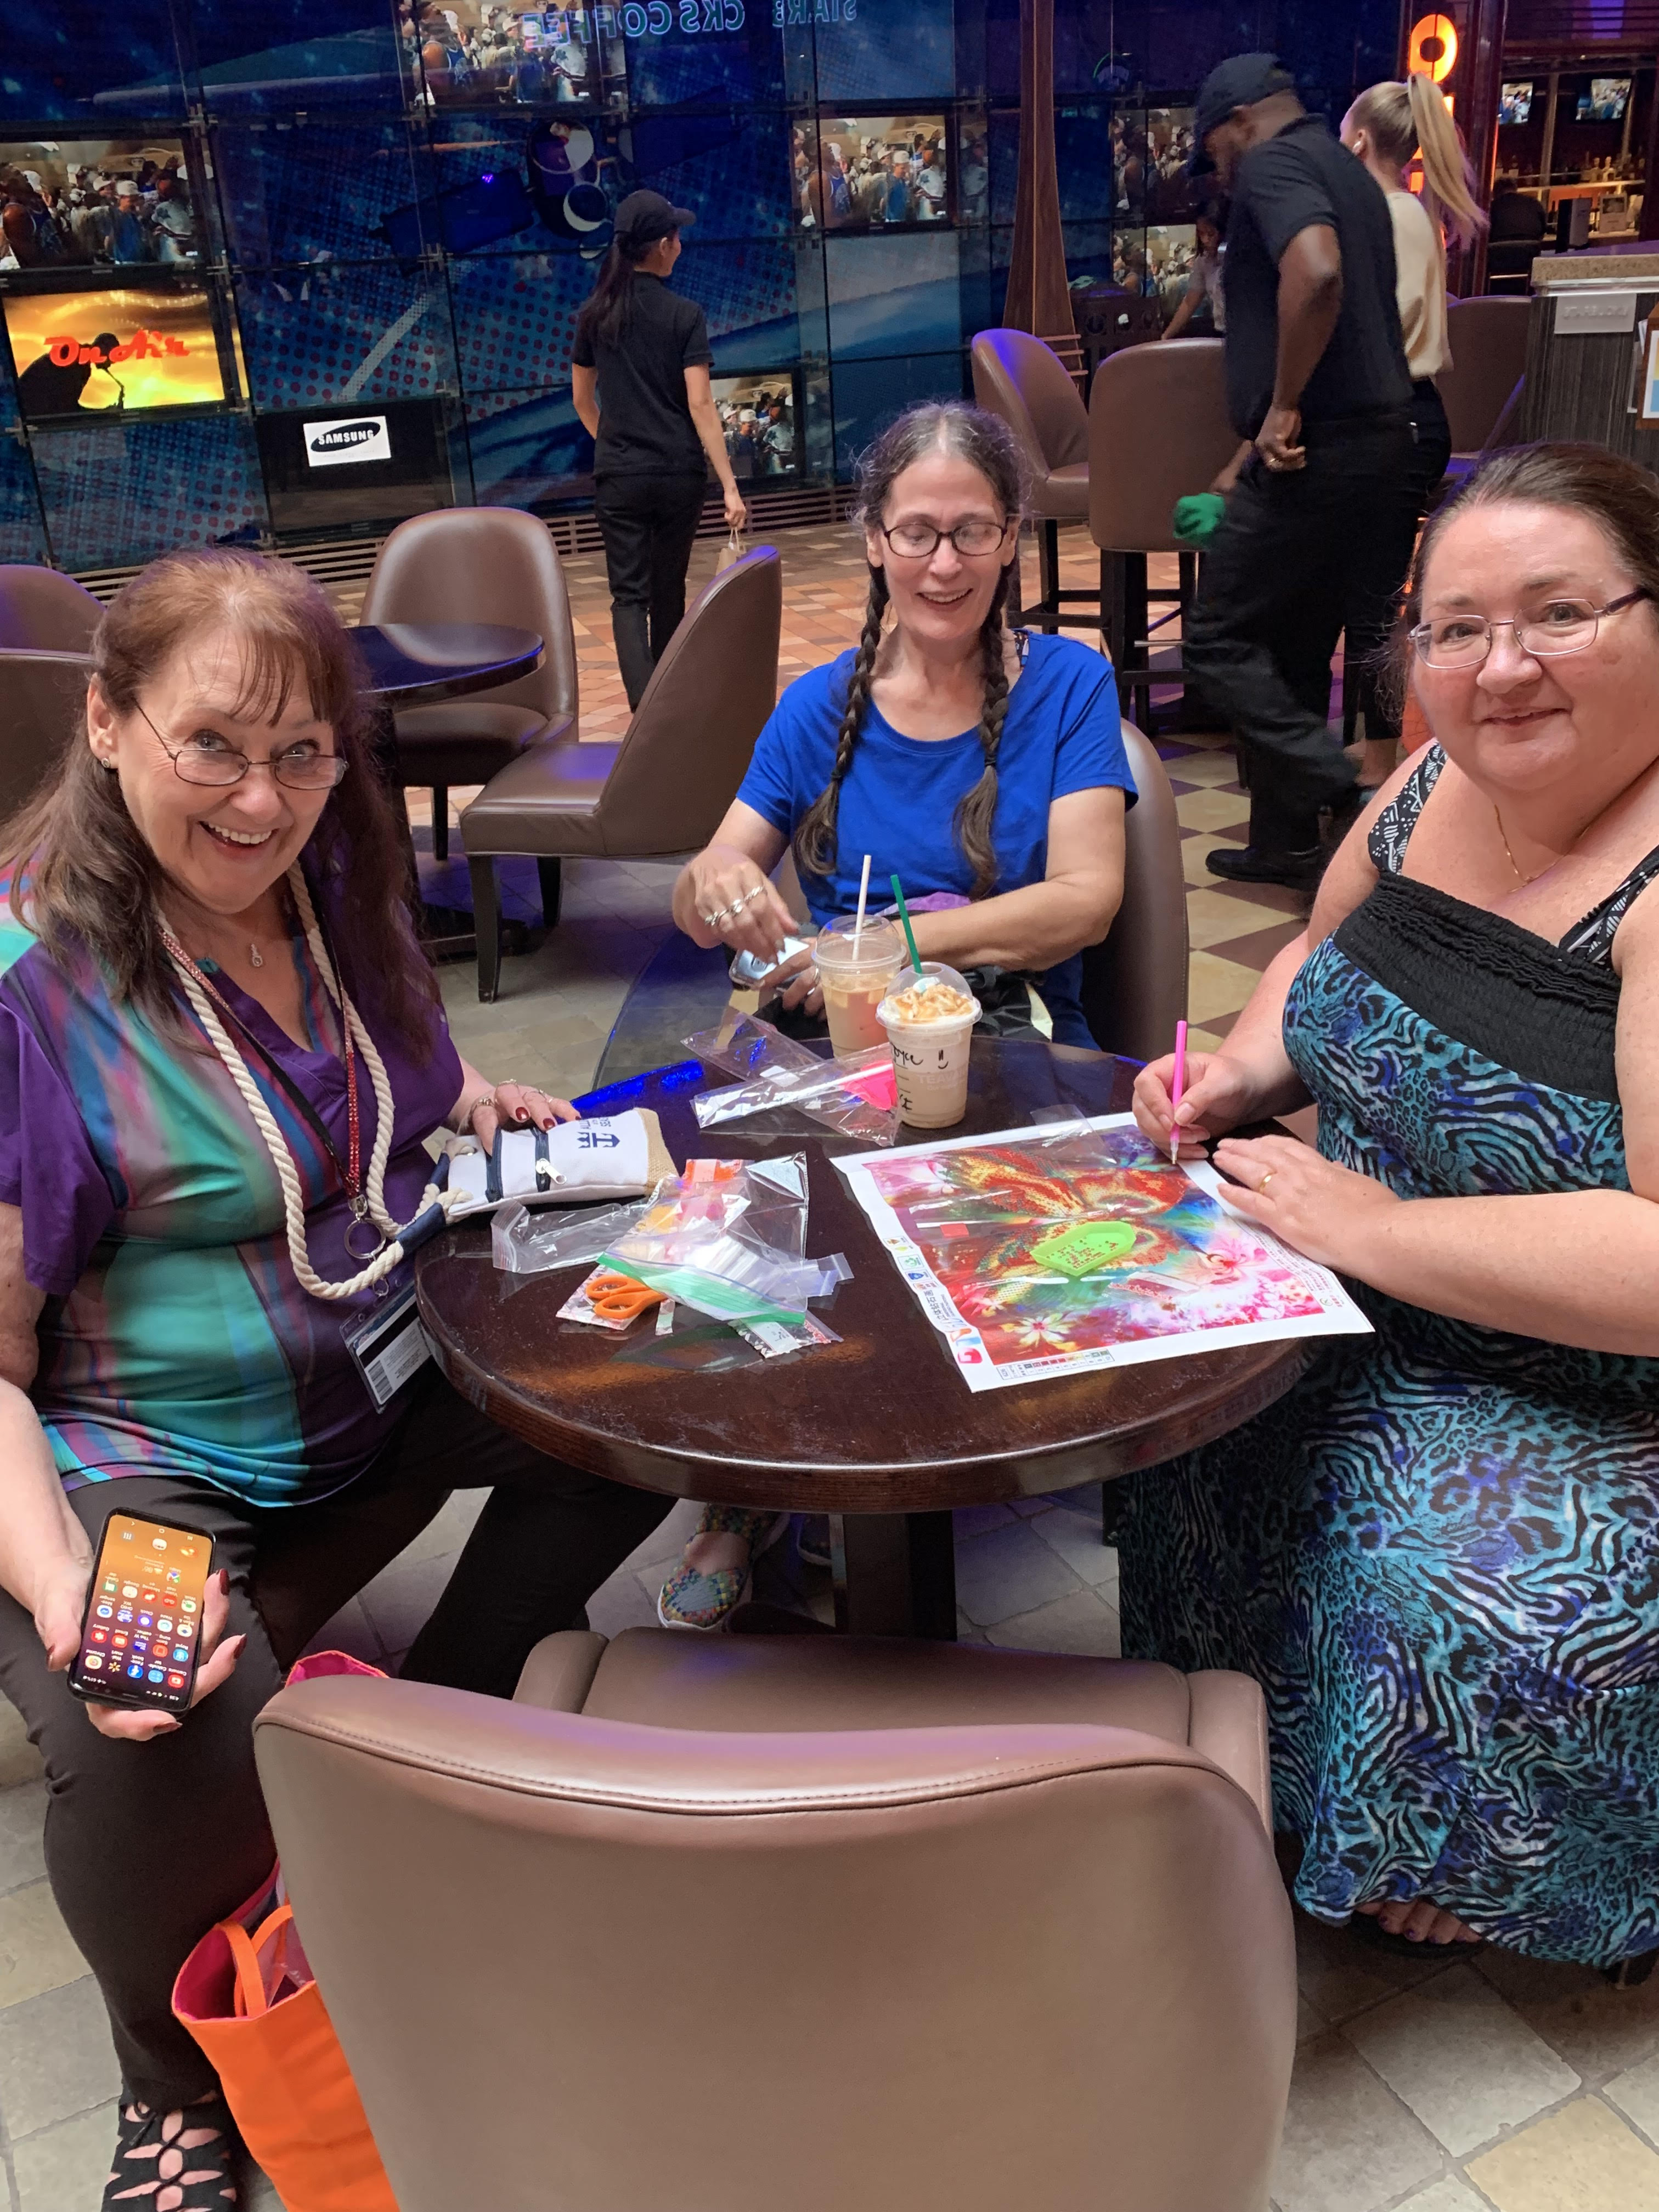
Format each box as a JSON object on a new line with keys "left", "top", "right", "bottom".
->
{"left": 348, "top": 621, "right": 544, "bottom": 707}
{"left": 415, "top": 1040, "right": 1306, "bottom": 1514}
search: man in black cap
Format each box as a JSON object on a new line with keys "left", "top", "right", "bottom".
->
{"left": 1183, "top": 54, "right": 1417, "bottom": 889}
{"left": 572, "top": 188, "right": 747, "bottom": 707}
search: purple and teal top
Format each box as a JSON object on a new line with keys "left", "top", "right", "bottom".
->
{"left": 0, "top": 870, "right": 462, "bottom": 1508}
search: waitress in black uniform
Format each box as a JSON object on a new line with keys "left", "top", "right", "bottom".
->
{"left": 572, "top": 190, "right": 748, "bottom": 708}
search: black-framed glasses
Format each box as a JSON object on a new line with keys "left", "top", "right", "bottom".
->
{"left": 134, "top": 698, "right": 349, "bottom": 791}
{"left": 879, "top": 516, "right": 1013, "bottom": 560}
{"left": 1410, "top": 588, "right": 1652, "bottom": 670}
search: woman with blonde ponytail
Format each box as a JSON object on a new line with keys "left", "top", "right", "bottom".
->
{"left": 1342, "top": 72, "right": 1487, "bottom": 781}
{"left": 661, "top": 400, "right": 1135, "bottom": 1629}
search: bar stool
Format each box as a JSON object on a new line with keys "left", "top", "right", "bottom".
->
{"left": 970, "top": 330, "right": 1094, "bottom": 634}
{"left": 1087, "top": 337, "right": 1237, "bottom": 729}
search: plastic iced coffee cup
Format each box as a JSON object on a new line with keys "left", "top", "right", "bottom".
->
{"left": 814, "top": 913, "right": 907, "bottom": 1059}
{"left": 877, "top": 961, "right": 981, "bottom": 1129}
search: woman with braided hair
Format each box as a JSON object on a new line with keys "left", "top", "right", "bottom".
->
{"left": 662, "top": 400, "right": 1135, "bottom": 1628}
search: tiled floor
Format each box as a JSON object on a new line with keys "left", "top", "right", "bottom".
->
{"left": 3, "top": 522, "right": 1645, "bottom": 2211}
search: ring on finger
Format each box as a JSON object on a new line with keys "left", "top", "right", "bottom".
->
{"left": 739, "top": 883, "right": 766, "bottom": 907}
{"left": 1258, "top": 1170, "right": 1277, "bottom": 1191}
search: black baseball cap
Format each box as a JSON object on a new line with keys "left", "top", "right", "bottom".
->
{"left": 613, "top": 189, "right": 695, "bottom": 246}
{"left": 1189, "top": 52, "right": 1297, "bottom": 174}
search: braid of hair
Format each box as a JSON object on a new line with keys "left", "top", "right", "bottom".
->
{"left": 794, "top": 567, "right": 888, "bottom": 884}
{"left": 953, "top": 562, "right": 1015, "bottom": 900}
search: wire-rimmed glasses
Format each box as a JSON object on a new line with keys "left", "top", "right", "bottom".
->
{"left": 1410, "top": 588, "right": 1652, "bottom": 669}
{"left": 134, "top": 699, "right": 350, "bottom": 790}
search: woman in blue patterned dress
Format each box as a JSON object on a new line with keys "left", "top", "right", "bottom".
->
{"left": 1124, "top": 442, "right": 1659, "bottom": 1964}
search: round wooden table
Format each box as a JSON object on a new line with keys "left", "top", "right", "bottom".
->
{"left": 416, "top": 1041, "right": 1307, "bottom": 1635}
{"left": 348, "top": 621, "right": 544, "bottom": 707}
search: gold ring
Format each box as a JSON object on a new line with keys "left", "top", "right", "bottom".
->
{"left": 1259, "top": 1170, "right": 1276, "bottom": 1192}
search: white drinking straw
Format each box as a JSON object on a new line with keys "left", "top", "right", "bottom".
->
{"left": 853, "top": 852, "right": 872, "bottom": 952}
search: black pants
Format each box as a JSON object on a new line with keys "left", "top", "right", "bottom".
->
{"left": 0, "top": 1370, "right": 672, "bottom": 2107}
{"left": 1183, "top": 413, "right": 1419, "bottom": 855}
{"left": 1346, "top": 381, "right": 1453, "bottom": 747}
{"left": 595, "top": 471, "right": 707, "bottom": 709}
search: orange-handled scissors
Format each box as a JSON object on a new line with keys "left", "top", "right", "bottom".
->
{"left": 586, "top": 1271, "right": 667, "bottom": 1322}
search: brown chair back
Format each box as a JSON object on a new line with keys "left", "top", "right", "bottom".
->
{"left": 1089, "top": 338, "right": 1236, "bottom": 553}
{"left": 971, "top": 329, "right": 1088, "bottom": 494}
{"left": 0, "top": 651, "right": 91, "bottom": 823}
{"left": 1079, "top": 720, "right": 1187, "bottom": 1061}
{"left": 255, "top": 1673, "right": 1296, "bottom": 2212}
{"left": 0, "top": 565, "right": 102, "bottom": 653}
{"left": 591, "top": 545, "right": 782, "bottom": 854}
{"left": 1439, "top": 298, "right": 1531, "bottom": 456}
{"left": 359, "top": 507, "right": 578, "bottom": 724}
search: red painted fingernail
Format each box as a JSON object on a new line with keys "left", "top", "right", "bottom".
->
{"left": 218, "top": 1569, "right": 228, "bottom": 1592}
{"left": 540, "top": 1116, "right": 555, "bottom": 1130}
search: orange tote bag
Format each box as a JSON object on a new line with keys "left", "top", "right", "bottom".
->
{"left": 171, "top": 1650, "right": 397, "bottom": 2212}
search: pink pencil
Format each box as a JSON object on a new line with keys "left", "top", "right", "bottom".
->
{"left": 1168, "top": 1019, "right": 1188, "bottom": 1166}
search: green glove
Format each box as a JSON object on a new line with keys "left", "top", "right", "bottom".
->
{"left": 1172, "top": 492, "right": 1227, "bottom": 548}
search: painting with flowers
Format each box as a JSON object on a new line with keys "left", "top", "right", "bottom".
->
{"left": 836, "top": 1115, "right": 1370, "bottom": 1393}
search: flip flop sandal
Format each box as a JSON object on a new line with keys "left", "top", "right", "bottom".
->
{"left": 1348, "top": 1910, "right": 1483, "bottom": 1961}
{"left": 105, "top": 2094, "right": 243, "bottom": 2207}
{"left": 657, "top": 1508, "right": 790, "bottom": 1631}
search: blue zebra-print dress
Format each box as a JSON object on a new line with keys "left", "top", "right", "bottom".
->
{"left": 1118, "top": 744, "right": 1659, "bottom": 1964}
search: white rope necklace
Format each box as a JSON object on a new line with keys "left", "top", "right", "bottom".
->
{"left": 159, "top": 865, "right": 450, "bottom": 1303}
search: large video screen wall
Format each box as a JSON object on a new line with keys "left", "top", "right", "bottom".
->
{"left": 0, "top": 0, "right": 1396, "bottom": 568}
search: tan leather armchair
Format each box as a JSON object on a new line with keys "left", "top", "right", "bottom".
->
{"left": 460, "top": 545, "right": 782, "bottom": 1001}
{"left": 358, "top": 506, "right": 579, "bottom": 864}
{"left": 970, "top": 329, "right": 1093, "bottom": 635}
{"left": 1088, "top": 337, "right": 1236, "bottom": 730}
{"left": 0, "top": 563, "right": 101, "bottom": 652}
{"left": 1079, "top": 719, "right": 1188, "bottom": 1063}
{"left": 254, "top": 1625, "right": 1295, "bottom": 2212}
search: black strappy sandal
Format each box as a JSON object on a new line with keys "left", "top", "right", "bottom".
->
{"left": 105, "top": 2094, "right": 243, "bottom": 2207}
{"left": 1348, "top": 1909, "right": 1484, "bottom": 1961}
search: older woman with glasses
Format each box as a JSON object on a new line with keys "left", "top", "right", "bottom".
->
{"left": 663, "top": 400, "right": 1137, "bottom": 1629}
{"left": 1124, "top": 443, "right": 1659, "bottom": 1974}
{"left": 0, "top": 549, "right": 672, "bottom": 2207}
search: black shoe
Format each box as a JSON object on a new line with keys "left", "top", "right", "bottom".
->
{"left": 105, "top": 2095, "right": 245, "bottom": 2209}
{"left": 1206, "top": 843, "right": 1323, "bottom": 891}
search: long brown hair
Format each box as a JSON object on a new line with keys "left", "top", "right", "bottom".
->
{"left": 793, "top": 402, "right": 1024, "bottom": 901}
{"left": 1348, "top": 73, "right": 1486, "bottom": 250}
{"left": 3, "top": 548, "right": 441, "bottom": 1054}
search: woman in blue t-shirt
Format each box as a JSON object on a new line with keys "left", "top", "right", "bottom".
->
{"left": 673, "top": 399, "right": 1135, "bottom": 1056}
{"left": 659, "top": 399, "right": 1136, "bottom": 1630}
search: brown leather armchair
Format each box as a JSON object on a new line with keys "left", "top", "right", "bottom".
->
{"left": 1079, "top": 720, "right": 1188, "bottom": 1063}
{"left": 0, "top": 651, "right": 92, "bottom": 822}
{"left": 1438, "top": 297, "right": 1530, "bottom": 460}
{"left": 1088, "top": 337, "right": 1237, "bottom": 729}
{"left": 358, "top": 507, "right": 578, "bottom": 864}
{"left": 460, "top": 546, "right": 782, "bottom": 1002}
{"left": 0, "top": 563, "right": 101, "bottom": 652}
{"left": 255, "top": 1626, "right": 1296, "bottom": 2212}
{"left": 970, "top": 329, "right": 1092, "bottom": 634}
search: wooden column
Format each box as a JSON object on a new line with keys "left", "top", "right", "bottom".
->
{"left": 1003, "top": 0, "right": 1080, "bottom": 371}
{"left": 1449, "top": 0, "right": 1510, "bottom": 297}
{"left": 1640, "top": 69, "right": 1659, "bottom": 239}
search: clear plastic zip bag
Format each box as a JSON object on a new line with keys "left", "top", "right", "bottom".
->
{"left": 490, "top": 1191, "right": 661, "bottom": 1276}
{"left": 599, "top": 1154, "right": 851, "bottom": 1326}
{"left": 684, "top": 1012, "right": 902, "bottom": 1147}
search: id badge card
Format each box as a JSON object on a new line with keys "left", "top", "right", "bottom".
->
{"left": 341, "top": 1285, "right": 432, "bottom": 1409}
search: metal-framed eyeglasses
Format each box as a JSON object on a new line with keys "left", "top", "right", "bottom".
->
{"left": 1410, "top": 588, "right": 1652, "bottom": 670}
{"left": 134, "top": 698, "right": 350, "bottom": 790}
{"left": 878, "top": 516, "right": 1013, "bottom": 560}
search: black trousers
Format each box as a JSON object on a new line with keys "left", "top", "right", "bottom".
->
{"left": 595, "top": 471, "right": 707, "bottom": 709}
{"left": 1183, "top": 413, "right": 1419, "bottom": 854}
{"left": 1346, "top": 380, "right": 1453, "bottom": 747}
{"left": 0, "top": 1370, "right": 672, "bottom": 2107}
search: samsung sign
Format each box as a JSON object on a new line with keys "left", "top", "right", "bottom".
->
{"left": 303, "top": 415, "right": 392, "bottom": 469}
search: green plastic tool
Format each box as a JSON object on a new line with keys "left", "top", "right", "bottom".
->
{"left": 1030, "top": 1219, "right": 1139, "bottom": 1278}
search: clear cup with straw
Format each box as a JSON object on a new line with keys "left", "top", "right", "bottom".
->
{"left": 877, "top": 874, "right": 980, "bottom": 1127}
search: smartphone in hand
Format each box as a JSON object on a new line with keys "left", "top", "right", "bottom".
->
{"left": 69, "top": 1509, "right": 216, "bottom": 1714}
{"left": 730, "top": 935, "right": 811, "bottom": 988}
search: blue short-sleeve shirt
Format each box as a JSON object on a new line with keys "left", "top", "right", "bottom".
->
{"left": 737, "top": 632, "right": 1136, "bottom": 1043}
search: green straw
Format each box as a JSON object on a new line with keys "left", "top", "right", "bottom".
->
{"left": 889, "top": 873, "right": 924, "bottom": 978}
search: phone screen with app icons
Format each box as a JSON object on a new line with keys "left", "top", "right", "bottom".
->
{"left": 70, "top": 1511, "right": 214, "bottom": 1713}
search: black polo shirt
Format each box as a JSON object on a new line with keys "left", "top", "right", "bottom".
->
{"left": 1221, "top": 112, "right": 1410, "bottom": 439}
{"left": 572, "top": 270, "right": 712, "bottom": 480}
